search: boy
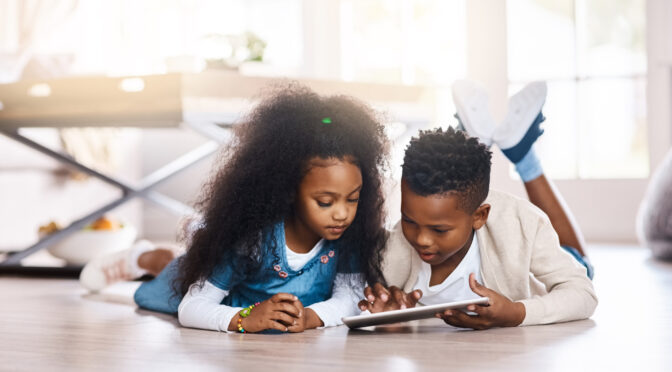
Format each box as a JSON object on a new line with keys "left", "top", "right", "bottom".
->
{"left": 359, "top": 81, "right": 597, "bottom": 328}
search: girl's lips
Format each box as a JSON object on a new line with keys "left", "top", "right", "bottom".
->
{"left": 327, "top": 226, "right": 346, "bottom": 234}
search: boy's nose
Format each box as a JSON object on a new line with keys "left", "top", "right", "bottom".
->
{"left": 415, "top": 230, "right": 433, "bottom": 247}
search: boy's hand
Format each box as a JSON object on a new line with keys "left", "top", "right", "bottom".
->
{"left": 357, "top": 283, "right": 423, "bottom": 313}
{"left": 231, "top": 293, "right": 301, "bottom": 333}
{"left": 436, "top": 273, "right": 526, "bottom": 329}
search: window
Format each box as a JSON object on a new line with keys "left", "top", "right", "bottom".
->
{"left": 339, "top": 0, "right": 467, "bottom": 86}
{"left": 507, "top": 0, "right": 647, "bottom": 179}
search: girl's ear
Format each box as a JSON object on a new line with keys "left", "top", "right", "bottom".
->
{"left": 471, "top": 203, "right": 491, "bottom": 230}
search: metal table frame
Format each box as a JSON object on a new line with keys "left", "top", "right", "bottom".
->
{"left": 0, "top": 121, "right": 230, "bottom": 276}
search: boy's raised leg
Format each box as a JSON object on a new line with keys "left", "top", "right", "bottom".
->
{"left": 494, "top": 82, "right": 592, "bottom": 277}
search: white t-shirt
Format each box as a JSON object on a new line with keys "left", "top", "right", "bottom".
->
{"left": 413, "top": 234, "right": 483, "bottom": 306}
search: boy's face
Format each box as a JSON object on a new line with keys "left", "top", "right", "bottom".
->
{"left": 400, "top": 179, "right": 489, "bottom": 267}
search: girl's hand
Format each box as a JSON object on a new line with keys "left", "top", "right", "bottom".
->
{"left": 436, "top": 273, "right": 526, "bottom": 330}
{"left": 357, "top": 283, "right": 423, "bottom": 313}
{"left": 232, "top": 293, "right": 301, "bottom": 333}
{"left": 285, "top": 299, "right": 324, "bottom": 332}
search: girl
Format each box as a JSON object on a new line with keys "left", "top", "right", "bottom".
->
{"left": 80, "top": 83, "right": 389, "bottom": 333}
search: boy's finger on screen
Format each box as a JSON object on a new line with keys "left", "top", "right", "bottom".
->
{"left": 373, "top": 283, "right": 390, "bottom": 302}
{"left": 358, "top": 300, "right": 370, "bottom": 311}
{"left": 364, "top": 286, "right": 375, "bottom": 303}
{"left": 390, "top": 287, "right": 405, "bottom": 306}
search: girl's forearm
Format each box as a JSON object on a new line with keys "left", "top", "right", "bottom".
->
{"left": 305, "top": 308, "right": 324, "bottom": 329}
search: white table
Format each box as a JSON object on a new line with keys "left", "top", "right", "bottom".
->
{"left": 0, "top": 72, "right": 435, "bottom": 274}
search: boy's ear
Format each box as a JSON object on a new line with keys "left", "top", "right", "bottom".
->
{"left": 471, "top": 203, "right": 490, "bottom": 230}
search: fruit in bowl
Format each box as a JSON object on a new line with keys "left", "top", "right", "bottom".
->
{"left": 39, "top": 216, "right": 137, "bottom": 265}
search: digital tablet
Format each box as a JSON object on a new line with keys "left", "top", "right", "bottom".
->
{"left": 342, "top": 297, "right": 490, "bottom": 329}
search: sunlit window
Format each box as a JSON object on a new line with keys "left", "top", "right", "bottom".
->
{"left": 508, "top": 0, "right": 647, "bottom": 179}
{"left": 340, "top": 0, "right": 467, "bottom": 86}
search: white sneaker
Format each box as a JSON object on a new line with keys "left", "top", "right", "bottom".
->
{"left": 494, "top": 81, "right": 547, "bottom": 150}
{"left": 79, "top": 240, "right": 155, "bottom": 292}
{"left": 451, "top": 79, "right": 497, "bottom": 147}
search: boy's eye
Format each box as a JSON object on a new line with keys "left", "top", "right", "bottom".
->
{"left": 402, "top": 217, "right": 416, "bottom": 225}
{"left": 433, "top": 229, "right": 448, "bottom": 234}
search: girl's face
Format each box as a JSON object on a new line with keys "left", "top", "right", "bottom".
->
{"left": 293, "top": 156, "right": 363, "bottom": 241}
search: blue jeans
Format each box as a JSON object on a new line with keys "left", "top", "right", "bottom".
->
{"left": 562, "top": 245, "right": 594, "bottom": 280}
{"left": 134, "top": 258, "right": 182, "bottom": 314}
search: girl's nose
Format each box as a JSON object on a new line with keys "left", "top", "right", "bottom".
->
{"left": 333, "top": 203, "right": 348, "bottom": 221}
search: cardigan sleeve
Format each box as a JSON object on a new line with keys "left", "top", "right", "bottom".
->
{"left": 381, "top": 221, "right": 415, "bottom": 288}
{"left": 519, "top": 217, "right": 598, "bottom": 326}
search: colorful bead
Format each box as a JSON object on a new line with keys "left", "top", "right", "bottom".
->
{"left": 273, "top": 264, "right": 282, "bottom": 272}
{"left": 237, "top": 303, "right": 259, "bottom": 333}
{"left": 328, "top": 250, "right": 335, "bottom": 258}
{"left": 278, "top": 271, "right": 288, "bottom": 278}
{"left": 320, "top": 255, "right": 329, "bottom": 264}
{"left": 240, "top": 307, "right": 252, "bottom": 318}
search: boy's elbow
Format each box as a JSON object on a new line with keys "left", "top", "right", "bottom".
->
{"left": 583, "top": 289, "right": 598, "bottom": 319}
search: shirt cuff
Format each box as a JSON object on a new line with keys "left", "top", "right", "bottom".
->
{"left": 307, "top": 302, "right": 341, "bottom": 328}
{"left": 221, "top": 307, "right": 244, "bottom": 332}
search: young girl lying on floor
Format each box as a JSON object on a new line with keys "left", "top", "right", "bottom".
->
{"left": 80, "top": 83, "right": 390, "bottom": 333}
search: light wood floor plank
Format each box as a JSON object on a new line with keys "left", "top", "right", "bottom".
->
{"left": 1, "top": 244, "right": 671, "bottom": 371}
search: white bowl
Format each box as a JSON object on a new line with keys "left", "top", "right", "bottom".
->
{"left": 46, "top": 224, "right": 138, "bottom": 265}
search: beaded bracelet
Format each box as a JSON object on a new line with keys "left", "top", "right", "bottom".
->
{"left": 237, "top": 302, "right": 261, "bottom": 333}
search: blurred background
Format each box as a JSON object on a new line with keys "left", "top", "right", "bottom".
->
{"left": 0, "top": 0, "right": 669, "bottom": 252}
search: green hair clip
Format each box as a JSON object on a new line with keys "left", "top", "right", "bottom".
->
{"left": 321, "top": 117, "right": 332, "bottom": 124}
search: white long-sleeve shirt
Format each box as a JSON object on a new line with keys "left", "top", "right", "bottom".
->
{"left": 178, "top": 241, "right": 364, "bottom": 332}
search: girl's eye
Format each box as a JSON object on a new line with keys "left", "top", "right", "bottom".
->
{"left": 347, "top": 198, "right": 359, "bottom": 203}
{"left": 317, "top": 201, "right": 332, "bottom": 207}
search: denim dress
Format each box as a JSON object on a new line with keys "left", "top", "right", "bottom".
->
{"left": 134, "top": 222, "right": 357, "bottom": 314}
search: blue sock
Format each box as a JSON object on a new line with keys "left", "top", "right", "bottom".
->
{"left": 515, "top": 147, "right": 543, "bottom": 182}
{"left": 501, "top": 111, "right": 545, "bottom": 163}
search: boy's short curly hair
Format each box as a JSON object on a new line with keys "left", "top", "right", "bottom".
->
{"left": 402, "top": 127, "right": 492, "bottom": 212}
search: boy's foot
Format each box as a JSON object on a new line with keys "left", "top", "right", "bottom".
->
{"left": 451, "top": 79, "right": 497, "bottom": 147}
{"left": 79, "top": 240, "right": 155, "bottom": 292}
{"left": 493, "top": 81, "right": 547, "bottom": 163}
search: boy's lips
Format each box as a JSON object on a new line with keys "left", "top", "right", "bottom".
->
{"left": 418, "top": 251, "right": 438, "bottom": 260}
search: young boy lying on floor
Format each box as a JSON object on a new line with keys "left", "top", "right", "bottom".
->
{"left": 359, "top": 81, "right": 597, "bottom": 328}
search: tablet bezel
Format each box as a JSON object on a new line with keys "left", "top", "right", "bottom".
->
{"left": 342, "top": 297, "right": 490, "bottom": 329}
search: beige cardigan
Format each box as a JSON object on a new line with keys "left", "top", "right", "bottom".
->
{"left": 382, "top": 189, "right": 598, "bottom": 326}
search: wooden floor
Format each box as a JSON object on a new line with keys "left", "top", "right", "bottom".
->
{"left": 1, "top": 244, "right": 672, "bottom": 371}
